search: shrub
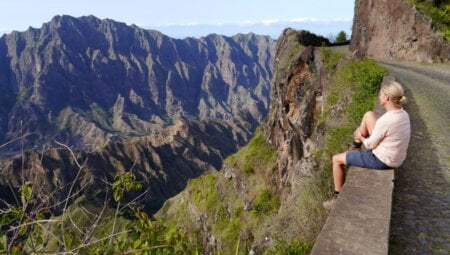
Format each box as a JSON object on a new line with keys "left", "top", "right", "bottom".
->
{"left": 321, "top": 46, "right": 344, "bottom": 71}
{"left": 224, "top": 128, "right": 277, "bottom": 176}
{"left": 410, "top": 0, "right": 450, "bottom": 40}
{"left": 335, "top": 31, "right": 348, "bottom": 43}
{"left": 252, "top": 188, "right": 280, "bottom": 217}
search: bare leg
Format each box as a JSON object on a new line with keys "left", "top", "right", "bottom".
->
{"left": 332, "top": 112, "right": 377, "bottom": 193}
{"left": 332, "top": 152, "right": 347, "bottom": 192}
{"left": 358, "top": 111, "right": 378, "bottom": 138}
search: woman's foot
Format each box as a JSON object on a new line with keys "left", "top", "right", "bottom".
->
{"left": 323, "top": 197, "right": 337, "bottom": 210}
{"left": 323, "top": 192, "right": 339, "bottom": 210}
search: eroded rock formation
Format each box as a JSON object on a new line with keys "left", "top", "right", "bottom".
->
{"left": 0, "top": 15, "right": 274, "bottom": 152}
{"left": 263, "top": 29, "right": 330, "bottom": 191}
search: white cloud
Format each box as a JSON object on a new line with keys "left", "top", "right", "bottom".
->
{"left": 261, "top": 19, "right": 281, "bottom": 26}
{"left": 291, "top": 17, "right": 352, "bottom": 23}
{"left": 149, "top": 17, "right": 352, "bottom": 29}
{"left": 291, "top": 17, "right": 319, "bottom": 23}
{"left": 154, "top": 21, "right": 203, "bottom": 27}
{"left": 235, "top": 20, "right": 256, "bottom": 26}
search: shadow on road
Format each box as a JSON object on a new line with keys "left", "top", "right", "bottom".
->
{"left": 389, "top": 83, "right": 450, "bottom": 254}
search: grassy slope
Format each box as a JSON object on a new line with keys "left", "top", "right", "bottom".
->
{"left": 157, "top": 128, "right": 281, "bottom": 254}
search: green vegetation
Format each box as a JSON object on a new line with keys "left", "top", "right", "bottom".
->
{"left": 224, "top": 127, "right": 278, "bottom": 176}
{"left": 252, "top": 188, "right": 280, "bottom": 217}
{"left": 274, "top": 31, "right": 305, "bottom": 81}
{"left": 330, "top": 60, "right": 386, "bottom": 122}
{"left": 315, "top": 58, "right": 387, "bottom": 196}
{"left": 321, "top": 46, "right": 344, "bottom": 71}
{"left": 410, "top": 0, "right": 450, "bottom": 39}
{"left": 157, "top": 128, "right": 280, "bottom": 254}
{"left": 278, "top": 42, "right": 305, "bottom": 79}
{"left": 266, "top": 240, "right": 313, "bottom": 255}
{"left": 189, "top": 174, "right": 226, "bottom": 221}
{"left": 0, "top": 172, "right": 197, "bottom": 254}
{"left": 112, "top": 171, "right": 142, "bottom": 202}
{"left": 335, "top": 31, "right": 348, "bottom": 43}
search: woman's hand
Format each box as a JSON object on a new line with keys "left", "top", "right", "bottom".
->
{"left": 353, "top": 128, "right": 363, "bottom": 141}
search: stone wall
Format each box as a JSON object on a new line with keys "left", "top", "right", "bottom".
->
{"left": 311, "top": 167, "right": 394, "bottom": 255}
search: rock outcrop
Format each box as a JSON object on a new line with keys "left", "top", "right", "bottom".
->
{"left": 263, "top": 29, "right": 329, "bottom": 191}
{"left": 351, "top": 0, "right": 449, "bottom": 63}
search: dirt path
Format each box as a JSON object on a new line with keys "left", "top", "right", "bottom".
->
{"left": 380, "top": 61, "right": 450, "bottom": 254}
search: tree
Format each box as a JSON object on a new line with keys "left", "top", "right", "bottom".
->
{"left": 335, "top": 31, "right": 347, "bottom": 43}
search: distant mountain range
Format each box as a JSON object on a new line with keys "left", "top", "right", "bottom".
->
{"left": 0, "top": 15, "right": 275, "bottom": 212}
{"left": 0, "top": 15, "right": 275, "bottom": 154}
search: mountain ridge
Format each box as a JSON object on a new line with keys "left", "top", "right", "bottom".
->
{"left": 0, "top": 15, "right": 275, "bottom": 215}
{"left": 0, "top": 14, "right": 274, "bottom": 153}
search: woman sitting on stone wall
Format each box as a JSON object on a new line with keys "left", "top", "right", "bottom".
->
{"left": 324, "top": 80, "right": 411, "bottom": 209}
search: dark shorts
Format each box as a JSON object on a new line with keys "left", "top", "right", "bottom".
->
{"left": 346, "top": 151, "right": 391, "bottom": 169}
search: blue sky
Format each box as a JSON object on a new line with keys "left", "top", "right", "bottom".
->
{"left": 0, "top": 0, "right": 355, "bottom": 39}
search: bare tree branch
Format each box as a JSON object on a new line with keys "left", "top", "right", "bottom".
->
{"left": 6, "top": 219, "right": 61, "bottom": 232}
{"left": 0, "top": 132, "right": 34, "bottom": 150}
{"left": 54, "top": 140, "right": 88, "bottom": 250}
{"left": 60, "top": 230, "right": 131, "bottom": 255}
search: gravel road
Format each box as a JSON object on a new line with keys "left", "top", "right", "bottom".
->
{"left": 380, "top": 61, "right": 450, "bottom": 254}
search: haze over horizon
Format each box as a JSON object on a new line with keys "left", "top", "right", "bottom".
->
{"left": 0, "top": 0, "right": 354, "bottom": 39}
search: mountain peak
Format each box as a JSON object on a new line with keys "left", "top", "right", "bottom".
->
{"left": 0, "top": 15, "right": 275, "bottom": 152}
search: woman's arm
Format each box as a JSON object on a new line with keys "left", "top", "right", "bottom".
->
{"left": 362, "top": 118, "right": 388, "bottom": 149}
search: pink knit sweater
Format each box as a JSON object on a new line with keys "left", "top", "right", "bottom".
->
{"left": 363, "top": 108, "right": 411, "bottom": 168}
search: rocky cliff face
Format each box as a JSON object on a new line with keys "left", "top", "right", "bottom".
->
{"left": 351, "top": 0, "right": 449, "bottom": 62}
{"left": 263, "top": 29, "right": 329, "bottom": 191}
{"left": 0, "top": 15, "right": 274, "bottom": 152}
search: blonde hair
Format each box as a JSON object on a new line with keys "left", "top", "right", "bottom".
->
{"left": 381, "top": 80, "right": 407, "bottom": 106}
